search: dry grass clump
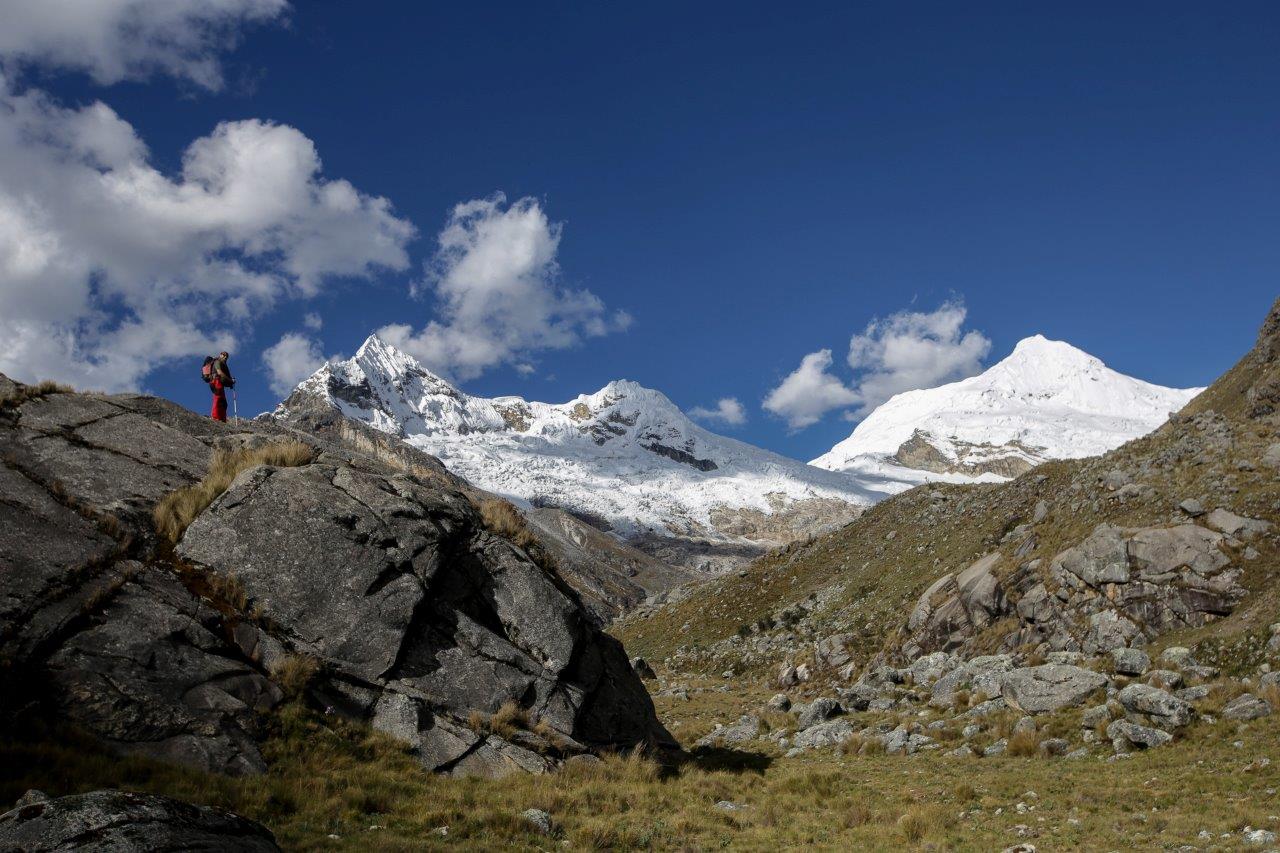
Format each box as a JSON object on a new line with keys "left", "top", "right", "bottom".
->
{"left": 0, "top": 379, "right": 73, "bottom": 411}
{"left": 271, "top": 654, "right": 321, "bottom": 701}
{"left": 1007, "top": 729, "right": 1043, "bottom": 757}
{"left": 476, "top": 497, "right": 538, "bottom": 552}
{"left": 153, "top": 441, "right": 314, "bottom": 542}
{"left": 471, "top": 701, "right": 531, "bottom": 739}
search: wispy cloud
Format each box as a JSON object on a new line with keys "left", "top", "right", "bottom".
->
{"left": 762, "top": 300, "right": 990, "bottom": 429}
{"left": 690, "top": 397, "right": 747, "bottom": 427}
{"left": 762, "top": 349, "right": 859, "bottom": 430}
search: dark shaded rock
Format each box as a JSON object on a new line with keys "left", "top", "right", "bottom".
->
{"left": 175, "top": 455, "right": 669, "bottom": 769}
{"left": 2, "top": 379, "right": 669, "bottom": 781}
{"left": 45, "top": 566, "right": 281, "bottom": 775}
{"left": 0, "top": 789, "right": 280, "bottom": 851}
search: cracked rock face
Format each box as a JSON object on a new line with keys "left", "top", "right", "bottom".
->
{"left": 1, "top": 377, "right": 668, "bottom": 780}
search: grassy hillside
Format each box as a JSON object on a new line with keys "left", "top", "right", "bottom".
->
{"left": 618, "top": 299, "right": 1280, "bottom": 682}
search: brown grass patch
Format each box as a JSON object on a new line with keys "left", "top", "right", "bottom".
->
{"left": 476, "top": 497, "right": 538, "bottom": 552}
{"left": 153, "top": 441, "right": 314, "bottom": 542}
{"left": 1007, "top": 729, "right": 1042, "bottom": 757}
{"left": 270, "top": 654, "right": 320, "bottom": 700}
{"left": 0, "top": 379, "right": 73, "bottom": 411}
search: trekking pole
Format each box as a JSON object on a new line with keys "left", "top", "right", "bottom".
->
{"left": 232, "top": 389, "right": 239, "bottom": 424}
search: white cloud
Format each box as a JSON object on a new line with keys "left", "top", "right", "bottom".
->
{"left": 0, "top": 0, "right": 289, "bottom": 90}
{"left": 690, "top": 397, "right": 747, "bottom": 427}
{"left": 846, "top": 301, "right": 990, "bottom": 414}
{"left": 262, "top": 331, "right": 326, "bottom": 396}
{"left": 303, "top": 312, "right": 323, "bottom": 331}
{"left": 378, "top": 193, "right": 628, "bottom": 381}
{"left": 762, "top": 349, "right": 860, "bottom": 430}
{"left": 0, "top": 79, "right": 415, "bottom": 390}
{"left": 762, "top": 300, "right": 991, "bottom": 429}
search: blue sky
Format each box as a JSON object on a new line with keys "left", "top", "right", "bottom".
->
{"left": 1, "top": 2, "right": 1277, "bottom": 460}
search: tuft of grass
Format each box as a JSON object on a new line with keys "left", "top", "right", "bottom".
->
{"left": 0, "top": 379, "right": 73, "bottom": 411}
{"left": 897, "top": 807, "right": 931, "bottom": 842}
{"left": 153, "top": 441, "right": 314, "bottom": 542}
{"left": 476, "top": 497, "right": 538, "bottom": 552}
{"left": 470, "top": 701, "right": 531, "bottom": 740}
{"left": 1007, "top": 729, "right": 1042, "bottom": 757}
{"left": 271, "top": 654, "right": 320, "bottom": 701}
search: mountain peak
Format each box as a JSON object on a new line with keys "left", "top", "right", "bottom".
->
{"left": 812, "top": 335, "right": 1201, "bottom": 479}
{"left": 1005, "top": 334, "right": 1100, "bottom": 366}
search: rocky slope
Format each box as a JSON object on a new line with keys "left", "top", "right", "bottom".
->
{"left": 812, "top": 335, "right": 1201, "bottom": 487}
{"left": 271, "top": 336, "right": 879, "bottom": 575}
{"left": 0, "top": 377, "right": 670, "bottom": 781}
{"left": 621, "top": 298, "right": 1280, "bottom": 693}
{"left": 610, "top": 300, "right": 1280, "bottom": 798}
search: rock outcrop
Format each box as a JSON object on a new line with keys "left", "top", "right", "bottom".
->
{"left": 0, "top": 789, "right": 280, "bottom": 852}
{"left": 0, "top": 378, "right": 669, "bottom": 779}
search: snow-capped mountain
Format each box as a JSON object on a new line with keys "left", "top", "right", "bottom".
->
{"left": 811, "top": 335, "right": 1202, "bottom": 489}
{"left": 273, "top": 335, "right": 882, "bottom": 569}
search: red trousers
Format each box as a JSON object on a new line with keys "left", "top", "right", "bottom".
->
{"left": 210, "top": 379, "right": 228, "bottom": 422}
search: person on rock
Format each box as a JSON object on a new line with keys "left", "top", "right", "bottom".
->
{"left": 202, "top": 351, "right": 235, "bottom": 422}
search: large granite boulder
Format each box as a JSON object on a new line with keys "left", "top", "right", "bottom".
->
{"left": 1000, "top": 664, "right": 1108, "bottom": 714}
{"left": 1117, "top": 684, "right": 1194, "bottom": 730}
{"left": 0, "top": 789, "right": 280, "bottom": 851}
{"left": 0, "top": 377, "right": 669, "bottom": 780}
{"left": 174, "top": 461, "right": 667, "bottom": 771}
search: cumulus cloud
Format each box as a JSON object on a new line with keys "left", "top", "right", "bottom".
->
{"left": 0, "top": 79, "right": 415, "bottom": 390}
{"left": 262, "top": 331, "right": 326, "bottom": 396}
{"left": 762, "top": 350, "right": 860, "bottom": 430}
{"left": 690, "top": 397, "right": 747, "bottom": 427}
{"left": 379, "top": 193, "right": 629, "bottom": 381}
{"left": 0, "top": 0, "right": 289, "bottom": 90}
{"left": 846, "top": 301, "right": 991, "bottom": 415}
{"left": 303, "top": 312, "right": 323, "bottom": 331}
{"left": 763, "top": 301, "right": 991, "bottom": 429}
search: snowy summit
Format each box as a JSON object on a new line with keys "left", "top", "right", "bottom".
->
{"left": 811, "top": 335, "right": 1202, "bottom": 489}
{"left": 274, "top": 335, "right": 880, "bottom": 562}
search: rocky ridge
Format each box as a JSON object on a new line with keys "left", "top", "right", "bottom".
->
{"left": 0, "top": 378, "right": 670, "bottom": 781}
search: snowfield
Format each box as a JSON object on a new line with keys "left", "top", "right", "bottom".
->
{"left": 812, "top": 335, "right": 1202, "bottom": 487}
{"left": 275, "top": 333, "right": 1200, "bottom": 545}
{"left": 278, "top": 336, "right": 883, "bottom": 540}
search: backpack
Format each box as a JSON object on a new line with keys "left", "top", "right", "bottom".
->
{"left": 201, "top": 356, "right": 216, "bottom": 385}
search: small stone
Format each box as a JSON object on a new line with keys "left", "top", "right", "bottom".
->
{"left": 1222, "top": 694, "right": 1272, "bottom": 721}
{"left": 522, "top": 808, "right": 554, "bottom": 835}
{"left": 766, "top": 693, "right": 791, "bottom": 712}
{"left": 1178, "top": 498, "right": 1205, "bottom": 517}
{"left": 1159, "top": 647, "right": 1195, "bottom": 669}
{"left": 983, "top": 738, "right": 1008, "bottom": 757}
{"left": 13, "top": 790, "right": 50, "bottom": 808}
{"left": 630, "top": 657, "right": 657, "bottom": 680}
{"left": 1039, "top": 737, "right": 1070, "bottom": 756}
{"left": 1111, "top": 647, "right": 1151, "bottom": 676}
{"left": 714, "top": 800, "right": 747, "bottom": 811}
{"left": 1146, "top": 669, "right": 1182, "bottom": 691}
{"left": 1243, "top": 827, "right": 1277, "bottom": 846}
{"left": 1013, "top": 716, "right": 1037, "bottom": 736}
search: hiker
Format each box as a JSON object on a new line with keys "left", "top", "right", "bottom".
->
{"left": 203, "top": 351, "right": 235, "bottom": 422}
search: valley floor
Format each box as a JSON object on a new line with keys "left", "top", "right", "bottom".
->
{"left": 4, "top": 684, "right": 1276, "bottom": 851}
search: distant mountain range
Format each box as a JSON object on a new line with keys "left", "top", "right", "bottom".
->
{"left": 272, "top": 333, "right": 1199, "bottom": 583}
{"left": 271, "top": 335, "right": 877, "bottom": 575}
